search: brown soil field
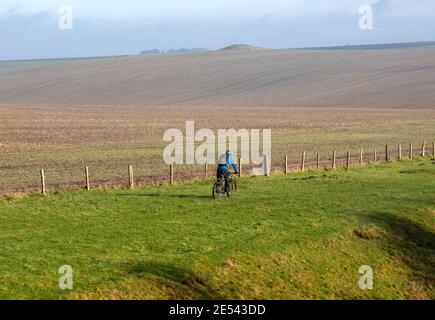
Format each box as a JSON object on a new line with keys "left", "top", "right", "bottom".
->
{"left": 0, "top": 105, "right": 434, "bottom": 194}
{"left": 1, "top": 47, "right": 435, "bottom": 108}
{"left": 0, "top": 105, "right": 434, "bottom": 152}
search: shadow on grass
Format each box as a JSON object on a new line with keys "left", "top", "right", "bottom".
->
{"left": 126, "top": 261, "right": 223, "bottom": 299}
{"left": 365, "top": 212, "right": 435, "bottom": 287}
{"left": 292, "top": 176, "right": 317, "bottom": 181}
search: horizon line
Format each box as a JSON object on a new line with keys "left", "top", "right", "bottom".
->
{"left": 1, "top": 40, "right": 435, "bottom": 63}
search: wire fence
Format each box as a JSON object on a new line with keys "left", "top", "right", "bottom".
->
{"left": 0, "top": 140, "right": 433, "bottom": 196}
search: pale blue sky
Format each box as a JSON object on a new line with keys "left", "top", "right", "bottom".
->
{"left": 2, "top": 0, "right": 435, "bottom": 18}
{"left": 1, "top": 0, "right": 434, "bottom": 60}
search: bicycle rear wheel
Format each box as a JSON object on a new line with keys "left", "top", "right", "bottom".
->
{"left": 213, "top": 181, "right": 224, "bottom": 199}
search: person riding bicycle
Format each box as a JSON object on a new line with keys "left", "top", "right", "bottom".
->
{"left": 217, "top": 150, "right": 239, "bottom": 192}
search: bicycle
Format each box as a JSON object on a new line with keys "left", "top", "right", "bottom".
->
{"left": 212, "top": 171, "right": 238, "bottom": 199}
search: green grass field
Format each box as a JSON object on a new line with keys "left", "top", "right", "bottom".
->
{"left": 0, "top": 158, "right": 434, "bottom": 300}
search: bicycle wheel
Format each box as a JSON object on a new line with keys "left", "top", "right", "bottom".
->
{"left": 227, "top": 179, "right": 237, "bottom": 197}
{"left": 213, "top": 181, "right": 224, "bottom": 199}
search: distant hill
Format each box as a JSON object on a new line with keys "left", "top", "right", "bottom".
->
{"left": 220, "top": 44, "right": 264, "bottom": 51}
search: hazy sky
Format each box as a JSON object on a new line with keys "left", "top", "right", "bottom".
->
{"left": 1, "top": 0, "right": 435, "bottom": 60}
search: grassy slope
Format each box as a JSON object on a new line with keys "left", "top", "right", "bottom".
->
{"left": 0, "top": 158, "right": 434, "bottom": 300}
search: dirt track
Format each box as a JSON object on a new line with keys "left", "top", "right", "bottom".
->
{"left": 1, "top": 47, "right": 435, "bottom": 108}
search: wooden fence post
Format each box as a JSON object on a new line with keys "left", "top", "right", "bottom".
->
{"left": 385, "top": 145, "right": 389, "bottom": 162}
{"left": 238, "top": 158, "right": 242, "bottom": 177}
{"left": 398, "top": 144, "right": 402, "bottom": 161}
{"left": 128, "top": 165, "right": 134, "bottom": 189}
{"left": 332, "top": 150, "right": 336, "bottom": 169}
{"left": 316, "top": 153, "right": 320, "bottom": 170}
{"left": 373, "top": 148, "right": 377, "bottom": 163}
{"left": 205, "top": 163, "right": 208, "bottom": 180}
{"left": 85, "top": 166, "right": 90, "bottom": 190}
{"left": 301, "top": 151, "right": 305, "bottom": 172}
{"left": 170, "top": 164, "right": 174, "bottom": 186}
{"left": 433, "top": 141, "right": 435, "bottom": 157}
{"left": 346, "top": 151, "right": 350, "bottom": 169}
{"left": 421, "top": 141, "right": 426, "bottom": 157}
{"left": 40, "top": 169, "right": 46, "bottom": 195}
{"left": 409, "top": 142, "right": 413, "bottom": 159}
{"left": 359, "top": 149, "right": 363, "bottom": 165}
{"left": 284, "top": 155, "right": 288, "bottom": 174}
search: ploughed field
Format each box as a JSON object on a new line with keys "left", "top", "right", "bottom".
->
{"left": 1, "top": 46, "right": 435, "bottom": 108}
{"left": 0, "top": 105, "right": 434, "bottom": 194}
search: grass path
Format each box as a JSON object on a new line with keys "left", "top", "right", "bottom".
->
{"left": 0, "top": 158, "right": 434, "bottom": 299}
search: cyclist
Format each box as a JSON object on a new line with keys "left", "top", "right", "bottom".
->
{"left": 217, "top": 150, "right": 239, "bottom": 192}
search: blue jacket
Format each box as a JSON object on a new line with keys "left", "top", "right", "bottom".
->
{"left": 218, "top": 153, "right": 239, "bottom": 174}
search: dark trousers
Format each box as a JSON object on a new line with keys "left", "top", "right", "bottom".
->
{"left": 216, "top": 166, "right": 231, "bottom": 191}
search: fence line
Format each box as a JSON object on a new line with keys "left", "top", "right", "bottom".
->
{"left": 1, "top": 140, "right": 433, "bottom": 195}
